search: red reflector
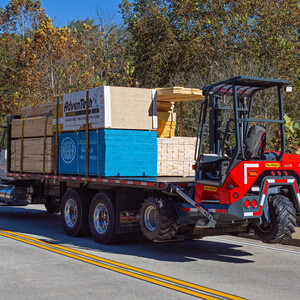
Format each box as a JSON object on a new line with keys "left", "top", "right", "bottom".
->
{"left": 244, "top": 200, "right": 250, "bottom": 208}
{"left": 277, "top": 171, "right": 281, "bottom": 176}
{"left": 271, "top": 171, "right": 275, "bottom": 176}
{"left": 233, "top": 192, "right": 239, "bottom": 199}
{"left": 284, "top": 171, "right": 288, "bottom": 176}
{"left": 251, "top": 200, "right": 257, "bottom": 208}
{"left": 181, "top": 207, "right": 191, "bottom": 212}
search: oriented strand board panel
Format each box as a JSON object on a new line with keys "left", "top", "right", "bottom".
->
{"left": 20, "top": 102, "right": 53, "bottom": 118}
{"left": 53, "top": 86, "right": 157, "bottom": 132}
{"left": 11, "top": 116, "right": 53, "bottom": 138}
{"left": 156, "top": 87, "right": 204, "bottom": 102}
{"left": 10, "top": 137, "right": 56, "bottom": 173}
{"left": 157, "top": 137, "right": 196, "bottom": 176}
{"left": 109, "top": 87, "right": 155, "bottom": 130}
{"left": 57, "top": 129, "right": 157, "bottom": 176}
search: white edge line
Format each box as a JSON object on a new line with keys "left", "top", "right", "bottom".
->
{"left": 206, "top": 236, "right": 300, "bottom": 255}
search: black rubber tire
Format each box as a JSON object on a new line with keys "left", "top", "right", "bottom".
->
{"left": 45, "top": 197, "right": 60, "bottom": 214}
{"left": 89, "top": 192, "right": 116, "bottom": 244}
{"left": 254, "top": 195, "right": 296, "bottom": 244}
{"left": 61, "top": 189, "right": 90, "bottom": 237}
{"left": 140, "top": 197, "right": 178, "bottom": 241}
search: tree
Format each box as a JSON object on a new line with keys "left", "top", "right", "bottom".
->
{"left": 120, "top": 0, "right": 300, "bottom": 136}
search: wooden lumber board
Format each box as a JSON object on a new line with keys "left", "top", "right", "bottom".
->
{"left": 11, "top": 116, "right": 53, "bottom": 138}
{"left": 11, "top": 137, "right": 55, "bottom": 155}
{"left": 107, "top": 87, "right": 155, "bottom": 130}
{"left": 20, "top": 102, "right": 53, "bottom": 118}
{"left": 10, "top": 137, "right": 56, "bottom": 173}
{"left": 157, "top": 137, "right": 196, "bottom": 176}
{"left": 157, "top": 121, "right": 176, "bottom": 138}
{"left": 156, "top": 87, "right": 204, "bottom": 102}
{"left": 157, "top": 112, "right": 176, "bottom": 122}
{"left": 157, "top": 101, "right": 175, "bottom": 112}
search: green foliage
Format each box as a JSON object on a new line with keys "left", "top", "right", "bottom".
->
{"left": 0, "top": 1, "right": 134, "bottom": 117}
{"left": 282, "top": 114, "right": 300, "bottom": 154}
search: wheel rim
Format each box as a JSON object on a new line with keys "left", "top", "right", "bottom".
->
{"left": 144, "top": 205, "right": 159, "bottom": 232}
{"left": 64, "top": 199, "right": 78, "bottom": 228}
{"left": 93, "top": 203, "right": 109, "bottom": 234}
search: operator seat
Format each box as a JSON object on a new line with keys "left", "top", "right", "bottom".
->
{"left": 245, "top": 125, "right": 266, "bottom": 159}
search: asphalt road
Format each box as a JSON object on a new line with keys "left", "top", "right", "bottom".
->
{"left": 0, "top": 205, "right": 299, "bottom": 300}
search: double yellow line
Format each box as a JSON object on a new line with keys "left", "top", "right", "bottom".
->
{"left": 0, "top": 229, "right": 245, "bottom": 300}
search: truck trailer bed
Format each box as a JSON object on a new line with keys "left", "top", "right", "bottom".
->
{"left": 6, "top": 172, "right": 194, "bottom": 189}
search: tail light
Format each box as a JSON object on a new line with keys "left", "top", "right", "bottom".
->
{"left": 244, "top": 200, "right": 250, "bottom": 208}
{"left": 251, "top": 200, "right": 257, "bottom": 208}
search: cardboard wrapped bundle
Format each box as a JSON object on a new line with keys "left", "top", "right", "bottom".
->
{"left": 157, "top": 137, "right": 196, "bottom": 176}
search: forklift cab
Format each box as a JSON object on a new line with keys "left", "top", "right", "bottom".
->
{"left": 195, "top": 76, "right": 288, "bottom": 186}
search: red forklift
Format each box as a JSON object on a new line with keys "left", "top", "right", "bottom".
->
{"left": 171, "top": 76, "right": 299, "bottom": 243}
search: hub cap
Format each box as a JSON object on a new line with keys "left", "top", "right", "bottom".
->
{"left": 64, "top": 199, "right": 78, "bottom": 228}
{"left": 93, "top": 203, "right": 109, "bottom": 234}
{"left": 144, "top": 205, "right": 159, "bottom": 232}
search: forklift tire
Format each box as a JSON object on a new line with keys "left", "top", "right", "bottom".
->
{"left": 89, "top": 192, "right": 116, "bottom": 245}
{"left": 254, "top": 195, "right": 296, "bottom": 244}
{"left": 140, "top": 197, "right": 178, "bottom": 241}
{"left": 61, "top": 189, "right": 90, "bottom": 237}
{"left": 45, "top": 197, "right": 60, "bottom": 214}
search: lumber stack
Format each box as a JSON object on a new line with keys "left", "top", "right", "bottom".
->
{"left": 11, "top": 137, "right": 55, "bottom": 173}
{"left": 54, "top": 86, "right": 158, "bottom": 176}
{"left": 53, "top": 86, "right": 156, "bottom": 132}
{"left": 10, "top": 102, "right": 55, "bottom": 174}
{"left": 155, "top": 86, "right": 204, "bottom": 138}
{"left": 157, "top": 111, "right": 176, "bottom": 138}
{"left": 157, "top": 137, "right": 196, "bottom": 176}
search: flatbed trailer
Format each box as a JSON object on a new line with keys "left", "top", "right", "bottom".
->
{"left": 1, "top": 76, "right": 299, "bottom": 245}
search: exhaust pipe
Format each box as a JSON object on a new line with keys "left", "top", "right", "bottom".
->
{"left": 0, "top": 184, "right": 30, "bottom": 206}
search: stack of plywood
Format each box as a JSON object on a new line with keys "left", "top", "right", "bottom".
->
{"left": 10, "top": 102, "right": 55, "bottom": 174}
{"left": 157, "top": 137, "right": 196, "bottom": 176}
{"left": 11, "top": 137, "right": 55, "bottom": 173}
{"left": 53, "top": 86, "right": 156, "bottom": 132}
{"left": 54, "top": 86, "right": 158, "bottom": 177}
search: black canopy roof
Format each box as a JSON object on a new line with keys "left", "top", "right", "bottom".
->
{"left": 202, "top": 76, "right": 289, "bottom": 97}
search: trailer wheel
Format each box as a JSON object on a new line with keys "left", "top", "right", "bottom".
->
{"left": 254, "top": 195, "right": 296, "bottom": 243}
{"left": 140, "top": 197, "right": 178, "bottom": 241}
{"left": 45, "top": 197, "right": 60, "bottom": 214}
{"left": 61, "top": 189, "right": 90, "bottom": 237}
{"left": 89, "top": 192, "right": 116, "bottom": 244}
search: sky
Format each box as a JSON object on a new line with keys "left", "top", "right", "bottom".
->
{"left": 0, "top": 0, "right": 123, "bottom": 26}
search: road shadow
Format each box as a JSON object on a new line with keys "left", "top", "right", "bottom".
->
{"left": 0, "top": 205, "right": 255, "bottom": 264}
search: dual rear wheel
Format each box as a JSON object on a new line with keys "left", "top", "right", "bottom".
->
{"left": 61, "top": 190, "right": 179, "bottom": 244}
{"left": 61, "top": 189, "right": 116, "bottom": 244}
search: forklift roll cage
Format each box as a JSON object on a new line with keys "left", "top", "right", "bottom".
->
{"left": 195, "top": 76, "right": 288, "bottom": 184}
